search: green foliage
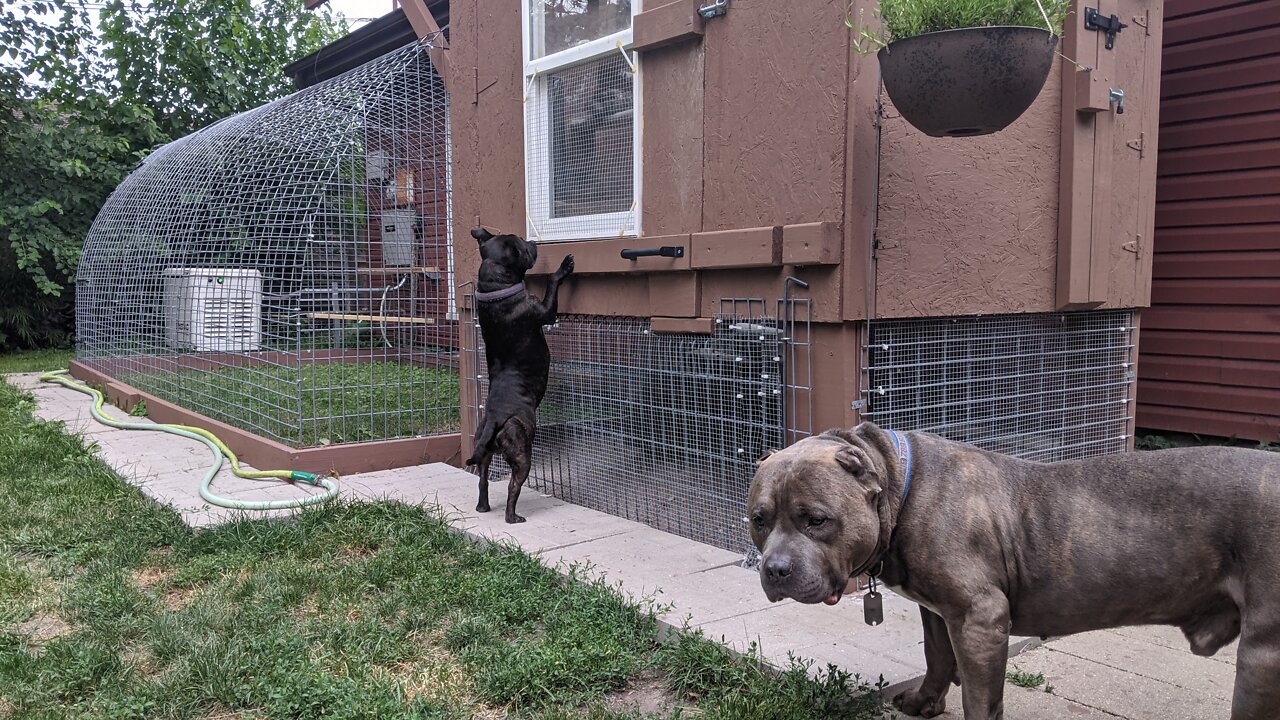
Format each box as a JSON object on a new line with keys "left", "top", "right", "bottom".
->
{"left": 0, "top": 0, "right": 345, "bottom": 351}
{"left": 848, "top": 0, "right": 1071, "bottom": 51}
{"left": 1006, "top": 665, "right": 1047, "bottom": 689}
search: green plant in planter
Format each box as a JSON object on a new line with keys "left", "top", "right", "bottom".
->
{"left": 849, "top": 0, "right": 1073, "bottom": 137}
{"left": 850, "top": 0, "right": 1071, "bottom": 51}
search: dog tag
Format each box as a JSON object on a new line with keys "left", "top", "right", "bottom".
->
{"left": 864, "top": 590, "right": 884, "bottom": 626}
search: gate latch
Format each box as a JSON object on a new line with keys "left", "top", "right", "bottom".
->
{"left": 1084, "top": 7, "right": 1127, "bottom": 50}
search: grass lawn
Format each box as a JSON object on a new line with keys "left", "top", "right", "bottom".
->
{"left": 0, "top": 348, "right": 74, "bottom": 374}
{"left": 0, "top": 378, "right": 889, "bottom": 720}
{"left": 125, "top": 361, "right": 462, "bottom": 448}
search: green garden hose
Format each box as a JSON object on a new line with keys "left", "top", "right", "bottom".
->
{"left": 40, "top": 370, "right": 339, "bottom": 511}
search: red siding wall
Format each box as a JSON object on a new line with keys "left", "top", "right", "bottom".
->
{"left": 1137, "top": 0, "right": 1280, "bottom": 442}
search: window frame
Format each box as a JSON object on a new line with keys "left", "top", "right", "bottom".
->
{"left": 521, "top": 2, "right": 642, "bottom": 243}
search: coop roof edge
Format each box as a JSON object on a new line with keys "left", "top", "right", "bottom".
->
{"left": 285, "top": 1, "right": 450, "bottom": 90}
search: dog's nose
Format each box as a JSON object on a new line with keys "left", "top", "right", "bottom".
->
{"left": 763, "top": 555, "right": 793, "bottom": 581}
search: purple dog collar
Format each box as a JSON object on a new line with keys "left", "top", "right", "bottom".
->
{"left": 474, "top": 282, "right": 525, "bottom": 303}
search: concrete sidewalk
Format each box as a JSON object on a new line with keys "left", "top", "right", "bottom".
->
{"left": 9, "top": 371, "right": 1239, "bottom": 718}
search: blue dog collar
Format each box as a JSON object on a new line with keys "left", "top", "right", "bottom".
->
{"left": 885, "top": 429, "right": 913, "bottom": 503}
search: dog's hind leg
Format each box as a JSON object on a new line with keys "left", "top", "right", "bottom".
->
{"left": 1231, "top": 602, "right": 1280, "bottom": 719}
{"left": 475, "top": 451, "right": 493, "bottom": 513}
{"left": 498, "top": 418, "right": 535, "bottom": 524}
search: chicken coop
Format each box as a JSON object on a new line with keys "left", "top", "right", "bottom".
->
{"left": 72, "top": 40, "right": 460, "bottom": 472}
{"left": 445, "top": 0, "right": 1161, "bottom": 556}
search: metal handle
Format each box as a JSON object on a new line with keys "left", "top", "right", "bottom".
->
{"left": 620, "top": 246, "right": 685, "bottom": 260}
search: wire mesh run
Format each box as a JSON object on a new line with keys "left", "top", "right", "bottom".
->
{"left": 75, "top": 41, "right": 458, "bottom": 449}
{"left": 525, "top": 51, "right": 637, "bottom": 241}
{"left": 861, "top": 311, "right": 1136, "bottom": 462}
{"left": 467, "top": 304, "right": 797, "bottom": 552}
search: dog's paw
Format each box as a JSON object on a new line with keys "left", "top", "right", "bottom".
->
{"left": 505, "top": 513, "right": 527, "bottom": 524}
{"left": 558, "top": 255, "right": 574, "bottom": 276}
{"left": 893, "top": 688, "right": 946, "bottom": 718}
{"left": 476, "top": 502, "right": 491, "bottom": 513}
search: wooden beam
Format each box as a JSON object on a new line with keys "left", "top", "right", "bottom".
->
{"left": 402, "top": 0, "right": 453, "bottom": 95}
{"left": 307, "top": 313, "right": 436, "bottom": 324}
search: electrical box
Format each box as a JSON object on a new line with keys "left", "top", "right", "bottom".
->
{"left": 381, "top": 209, "right": 417, "bottom": 267}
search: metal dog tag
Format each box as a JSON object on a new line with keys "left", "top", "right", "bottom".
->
{"left": 864, "top": 590, "right": 884, "bottom": 626}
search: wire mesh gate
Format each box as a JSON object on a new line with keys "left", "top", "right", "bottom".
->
{"left": 76, "top": 42, "right": 458, "bottom": 449}
{"left": 464, "top": 298, "right": 812, "bottom": 553}
{"left": 861, "top": 310, "right": 1136, "bottom": 462}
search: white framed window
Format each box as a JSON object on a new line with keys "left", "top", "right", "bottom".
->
{"left": 523, "top": 0, "right": 640, "bottom": 242}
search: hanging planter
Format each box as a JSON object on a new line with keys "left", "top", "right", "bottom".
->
{"left": 849, "top": 0, "right": 1068, "bottom": 137}
{"left": 878, "top": 26, "right": 1058, "bottom": 137}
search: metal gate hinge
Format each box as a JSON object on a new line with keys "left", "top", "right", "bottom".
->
{"left": 1127, "top": 132, "right": 1146, "bottom": 158}
{"left": 1084, "top": 7, "right": 1127, "bottom": 50}
{"left": 1131, "top": 10, "right": 1150, "bottom": 35}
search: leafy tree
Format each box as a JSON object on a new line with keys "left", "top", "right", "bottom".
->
{"left": 0, "top": 0, "right": 344, "bottom": 350}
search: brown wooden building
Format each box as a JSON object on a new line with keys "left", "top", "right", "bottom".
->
{"left": 1135, "top": 0, "right": 1280, "bottom": 443}
{"left": 278, "top": 0, "right": 1169, "bottom": 551}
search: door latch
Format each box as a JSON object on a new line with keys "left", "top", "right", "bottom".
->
{"left": 1109, "top": 88, "right": 1125, "bottom": 114}
{"left": 1084, "top": 7, "right": 1127, "bottom": 50}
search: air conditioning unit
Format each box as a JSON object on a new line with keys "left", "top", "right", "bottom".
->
{"left": 163, "top": 268, "right": 263, "bottom": 352}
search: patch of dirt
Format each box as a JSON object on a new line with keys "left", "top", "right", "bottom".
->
{"left": 131, "top": 564, "right": 203, "bottom": 612}
{"left": 378, "top": 632, "right": 479, "bottom": 709}
{"left": 335, "top": 546, "right": 377, "bottom": 562}
{"left": 13, "top": 611, "right": 75, "bottom": 656}
{"left": 0, "top": 697, "right": 16, "bottom": 719}
{"left": 130, "top": 565, "right": 174, "bottom": 592}
{"left": 605, "top": 671, "right": 680, "bottom": 716}
{"left": 121, "top": 643, "right": 159, "bottom": 677}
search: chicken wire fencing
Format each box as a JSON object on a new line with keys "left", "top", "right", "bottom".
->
{"left": 861, "top": 310, "right": 1136, "bottom": 462}
{"left": 75, "top": 41, "right": 459, "bottom": 449}
{"left": 464, "top": 298, "right": 812, "bottom": 553}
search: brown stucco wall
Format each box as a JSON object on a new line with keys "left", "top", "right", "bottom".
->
{"left": 872, "top": 62, "right": 1065, "bottom": 318}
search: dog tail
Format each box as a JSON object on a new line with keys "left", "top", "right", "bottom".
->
{"left": 466, "top": 412, "right": 497, "bottom": 467}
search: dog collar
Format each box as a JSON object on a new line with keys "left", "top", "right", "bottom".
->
{"left": 885, "top": 429, "right": 913, "bottom": 503}
{"left": 474, "top": 282, "right": 525, "bottom": 302}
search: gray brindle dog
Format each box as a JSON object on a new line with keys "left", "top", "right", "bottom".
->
{"left": 747, "top": 423, "right": 1280, "bottom": 719}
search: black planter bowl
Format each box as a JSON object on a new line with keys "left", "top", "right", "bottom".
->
{"left": 877, "top": 26, "right": 1059, "bottom": 138}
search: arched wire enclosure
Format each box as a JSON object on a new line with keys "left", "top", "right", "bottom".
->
{"left": 76, "top": 42, "right": 457, "bottom": 449}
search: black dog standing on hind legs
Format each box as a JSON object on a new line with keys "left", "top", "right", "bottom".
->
{"left": 467, "top": 227, "right": 574, "bottom": 523}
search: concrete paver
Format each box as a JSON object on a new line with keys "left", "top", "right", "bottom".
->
{"left": 9, "top": 371, "right": 1242, "bottom": 717}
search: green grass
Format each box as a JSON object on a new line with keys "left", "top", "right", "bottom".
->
{"left": 0, "top": 378, "right": 890, "bottom": 720}
{"left": 850, "top": 0, "right": 1071, "bottom": 48}
{"left": 0, "top": 348, "right": 74, "bottom": 374}
{"left": 125, "top": 361, "right": 461, "bottom": 448}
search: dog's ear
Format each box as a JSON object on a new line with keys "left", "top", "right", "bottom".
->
{"left": 756, "top": 448, "right": 778, "bottom": 465}
{"left": 837, "top": 447, "right": 883, "bottom": 496}
{"left": 471, "top": 227, "right": 494, "bottom": 243}
{"left": 834, "top": 447, "right": 866, "bottom": 478}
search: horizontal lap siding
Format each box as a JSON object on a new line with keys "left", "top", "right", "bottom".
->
{"left": 1137, "top": 0, "right": 1280, "bottom": 442}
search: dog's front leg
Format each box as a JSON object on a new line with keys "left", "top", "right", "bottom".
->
{"left": 947, "top": 594, "right": 1011, "bottom": 719}
{"left": 538, "top": 255, "right": 574, "bottom": 324}
{"left": 894, "top": 606, "right": 958, "bottom": 717}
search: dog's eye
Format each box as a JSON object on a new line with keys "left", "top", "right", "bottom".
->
{"left": 751, "top": 513, "right": 766, "bottom": 529}
{"left": 807, "top": 516, "right": 827, "bottom": 528}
